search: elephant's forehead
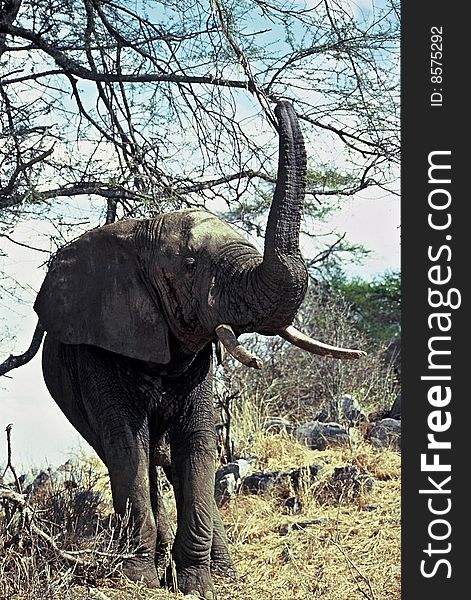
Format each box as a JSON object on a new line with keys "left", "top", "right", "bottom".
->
{"left": 188, "top": 212, "right": 244, "bottom": 248}
{"left": 157, "top": 208, "right": 251, "bottom": 255}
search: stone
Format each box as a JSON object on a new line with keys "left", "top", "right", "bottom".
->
{"left": 389, "top": 393, "right": 401, "bottom": 420}
{"left": 368, "top": 418, "right": 401, "bottom": 449}
{"left": 339, "top": 395, "right": 367, "bottom": 426}
{"left": 263, "top": 417, "right": 294, "bottom": 434}
{"left": 294, "top": 421, "right": 349, "bottom": 450}
{"left": 214, "top": 458, "right": 254, "bottom": 506}
{"left": 241, "top": 464, "right": 322, "bottom": 496}
{"left": 318, "top": 465, "right": 375, "bottom": 504}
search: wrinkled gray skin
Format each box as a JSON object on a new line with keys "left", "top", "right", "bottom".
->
{"left": 34, "top": 102, "right": 308, "bottom": 598}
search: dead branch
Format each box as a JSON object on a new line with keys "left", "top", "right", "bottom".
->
{"left": 2, "top": 424, "right": 21, "bottom": 492}
{"left": 0, "top": 487, "right": 91, "bottom": 566}
{"left": 0, "top": 23, "right": 250, "bottom": 89}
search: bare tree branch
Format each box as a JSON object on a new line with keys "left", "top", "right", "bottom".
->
{"left": 0, "top": 23, "right": 251, "bottom": 88}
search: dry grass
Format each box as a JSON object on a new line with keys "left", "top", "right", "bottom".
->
{"left": 1, "top": 433, "right": 400, "bottom": 600}
{"left": 216, "top": 434, "right": 400, "bottom": 600}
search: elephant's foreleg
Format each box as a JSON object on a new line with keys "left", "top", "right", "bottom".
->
{"left": 106, "top": 444, "right": 160, "bottom": 588}
{"left": 211, "top": 501, "right": 235, "bottom": 576}
{"left": 160, "top": 464, "right": 233, "bottom": 577}
{"left": 170, "top": 428, "right": 217, "bottom": 598}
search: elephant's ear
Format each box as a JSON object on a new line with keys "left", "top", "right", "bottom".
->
{"left": 34, "top": 220, "right": 171, "bottom": 364}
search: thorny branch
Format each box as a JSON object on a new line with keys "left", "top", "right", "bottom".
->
{"left": 0, "top": 487, "right": 143, "bottom": 567}
{"left": 0, "top": 425, "right": 142, "bottom": 571}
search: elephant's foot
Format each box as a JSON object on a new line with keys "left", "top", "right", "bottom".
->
{"left": 177, "top": 565, "right": 215, "bottom": 599}
{"left": 210, "top": 557, "right": 236, "bottom": 578}
{"left": 122, "top": 556, "right": 160, "bottom": 588}
{"left": 210, "top": 547, "right": 236, "bottom": 578}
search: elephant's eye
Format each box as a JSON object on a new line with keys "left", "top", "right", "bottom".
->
{"left": 184, "top": 256, "right": 196, "bottom": 270}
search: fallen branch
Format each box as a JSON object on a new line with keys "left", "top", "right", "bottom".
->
{"left": 0, "top": 487, "right": 91, "bottom": 567}
{"left": 0, "top": 486, "right": 143, "bottom": 566}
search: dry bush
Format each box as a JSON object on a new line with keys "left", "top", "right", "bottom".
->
{"left": 0, "top": 458, "right": 139, "bottom": 599}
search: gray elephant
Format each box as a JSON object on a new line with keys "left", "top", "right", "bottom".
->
{"left": 33, "top": 101, "right": 364, "bottom": 598}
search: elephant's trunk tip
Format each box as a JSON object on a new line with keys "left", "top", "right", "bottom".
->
{"left": 215, "top": 324, "right": 263, "bottom": 369}
{"left": 279, "top": 325, "right": 367, "bottom": 360}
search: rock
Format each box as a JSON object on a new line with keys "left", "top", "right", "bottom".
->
{"left": 318, "top": 465, "right": 375, "bottom": 504}
{"left": 294, "top": 421, "right": 349, "bottom": 450}
{"left": 369, "top": 418, "right": 401, "bottom": 449}
{"left": 17, "top": 471, "right": 35, "bottom": 491}
{"left": 383, "top": 336, "right": 401, "bottom": 381}
{"left": 313, "top": 407, "right": 329, "bottom": 422}
{"left": 288, "top": 464, "right": 323, "bottom": 491}
{"left": 263, "top": 417, "right": 294, "bottom": 434}
{"left": 339, "top": 395, "right": 367, "bottom": 427}
{"left": 241, "top": 470, "right": 281, "bottom": 494}
{"left": 389, "top": 393, "right": 401, "bottom": 420}
{"left": 214, "top": 458, "right": 254, "bottom": 506}
{"left": 241, "top": 464, "right": 322, "bottom": 498}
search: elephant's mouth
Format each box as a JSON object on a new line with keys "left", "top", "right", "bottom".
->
{"left": 214, "top": 323, "right": 366, "bottom": 369}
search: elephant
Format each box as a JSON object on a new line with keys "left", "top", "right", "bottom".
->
{"left": 33, "top": 101, "right": 365, "bottom": 598}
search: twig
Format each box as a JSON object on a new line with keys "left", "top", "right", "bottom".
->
{"left": 0, "top": 233, "right": 51, "bottom": 253}
{"left": 2, "top": 424, "right": 22, "bottom": 492}
{"left": 0, "top": 487, "right": 143, "bottom": 568}
{"left": 0, "top": 487, "right": 91, "bottom": 566}
{"left": 211, "top": 0, "right": 278, "bottom": 129}
{"left": 0, "top": 23, "right": 251, "bottom": 89}
{"left": 331, "top": 538, "right": 376, "bottom": 600}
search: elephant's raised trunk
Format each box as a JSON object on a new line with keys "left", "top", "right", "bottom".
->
{"left": 252, "top": 100, "right": 308, "bottom": 331}
{"left": 215, "top": 101, "right": 366, "bottom": 369}
{"left": 263, "top": 101, "right": 307, "bottom": 266}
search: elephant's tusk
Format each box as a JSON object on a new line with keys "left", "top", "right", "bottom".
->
{"left": 215, "top": 340, "right": 226, "bottom": 365}
{"left": 215, "top": 324, "right": 263, "bottom": 369}
{"left": 279, "top": 325, "right": 367, "bottom": 360}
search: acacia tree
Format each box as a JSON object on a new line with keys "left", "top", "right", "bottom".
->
{"left": 0, "top": 0, "right": 399, "bottom": 343}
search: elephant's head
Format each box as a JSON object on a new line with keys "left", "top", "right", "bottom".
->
{"left": 34, "top": 102, "right": 365, "bottom": 366}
